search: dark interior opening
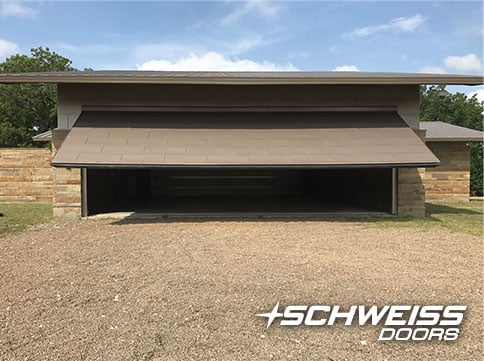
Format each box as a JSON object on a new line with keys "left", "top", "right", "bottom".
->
{"left": 86, "top": 168, "right": 393, "bottom": 215}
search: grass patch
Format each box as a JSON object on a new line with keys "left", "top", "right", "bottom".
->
{"left": 0, "top": 201, "right": 481, "bottom": 238}
{"left": 0, "top": 203, "right": 52, "bottom": 238}
{"left": 361, "top": 201, "right": 483, "bottom": 237}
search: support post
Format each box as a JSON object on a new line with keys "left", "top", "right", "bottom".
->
{"left": 81, "top": 168, "right": 88, "bottom": 217}
{"left": 391, "top": 168, "right": 398, "bottom": 215}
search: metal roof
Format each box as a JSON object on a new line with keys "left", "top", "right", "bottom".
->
{"left": 32, "top": 130, "right": 53, "bottom": 142}
{"left": 51, "top": 110, "right": 439, "bottom": 168}
{"left": 421, "top": 121, "right": 483, "bottom": 142}
{"left": 0, "top": 70, "right": 482, "bottom": 85}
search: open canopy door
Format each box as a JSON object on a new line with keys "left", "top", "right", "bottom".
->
{"left": 52, "top": 110, "right": 439, "bottom": 168}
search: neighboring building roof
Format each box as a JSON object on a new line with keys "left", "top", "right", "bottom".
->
{"left": 51, "top": 110, "right": 439, "bottom": 168}
{"left": 421, "top": 121, "right": 483, "bottom": 142}
{"left": 32, "top": 130, "right": 53, "bottom": 142}
{"left": 0, "top": 70, "right": 482, "bottom": 85}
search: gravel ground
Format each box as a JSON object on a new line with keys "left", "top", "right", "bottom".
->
{"left": 0, "top": 218, "right": 481, "bottom": 361}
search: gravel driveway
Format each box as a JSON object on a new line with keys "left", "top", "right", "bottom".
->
{"left": 0, "top": 218, "right": 481, "bottom": 361}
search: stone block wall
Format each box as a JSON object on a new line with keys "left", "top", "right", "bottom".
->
{"left": 398, "top": 168, "right": 426, "bottom": 218}
{"left": 0, "top": 148, "right": 53, "bottom": 202}
{"left": 420, "top": 142, "right": 470, "bottom": 201}
{"left": 52, "top": 132, "right": 81, "bottom": 218}
{"left": 396, "top": 129, "right": 427, "bottom": 218}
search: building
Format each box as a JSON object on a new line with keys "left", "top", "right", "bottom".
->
{"left": 0, "top": 71, "right": 482, "bottom": 218}
{"left": 420, "top": 121, "right": 483, "bottom": 201}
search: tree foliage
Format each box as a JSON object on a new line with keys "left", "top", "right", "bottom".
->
{"left": 0, "top": 47, "right": 75, "bottom": 147}
{"left": 420, "top": 86, "right": 484, "bottom": 196}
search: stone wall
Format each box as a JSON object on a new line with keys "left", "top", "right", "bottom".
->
{"left": 52, "top": 132, "right": 81, "bottom": 218}
{"left": 396, "top": 129, "right": 427, "bottom": 218}
{"left": 420, "top": 142, "right": 470, "bottom": 201}
{"left": 0, "top": 148, "right": 53, "bottom": 202}
{"left": 398, "top": 168, "right": 426, "bottom": 218}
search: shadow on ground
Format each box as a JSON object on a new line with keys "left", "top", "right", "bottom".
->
{"left": 426, "top": 202, "right": 481, "bottom": 215}
{"left": 109, "top": 213, "right": 386, "bottom": 225}
{"left": 107, "top": 202, "right": 483, "bottom": 229}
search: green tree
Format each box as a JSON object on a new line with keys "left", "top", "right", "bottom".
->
{"left": 0, "top": 47, "right": 75, "bottom": 147}
{"left": 420, "top": 86, "right": 484, "bottom": 196}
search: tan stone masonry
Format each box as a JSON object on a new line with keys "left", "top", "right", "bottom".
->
{"left": 420, "top": 142, "right": 471, "bottom": 201}
{"left": 0, "top": 148, "right": 53, "bottom": 202}
{"left": 398, "top": 168, "right": 426, "bottom": 217}
{"left": 52, "top": 131, "right": 81, "bottom": 218}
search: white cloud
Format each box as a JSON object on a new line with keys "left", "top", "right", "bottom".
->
{"left": 137, "top": 51, "right": 297, "bottom": 71}
{"left": 392, "top": 14, "right": 426, "bottom": 32}
{"left": 49, "top": 36, "right": 271, "bottom": 70}
{"left": 133, "top": 43, "right": 203, "bottom": 61}
{"left": 343, "top": 14, "right": 426, "bottom": 40}
{"left": 443, "top": 54, "right": 482, "bottom": 75}
{"left": 0, "top": 38, "right": 19, "bottom": 59}
{"left": 467, "top": 88, "right": 484, "bottom": 104}
{"left": 225, "top": 35, "right": 265, "bottom": 55}
{"left": 421, "top": 53, "right": 483, "bottom": 76}
{"left": 332, "top": 65, "right": 360, "bottom": 72}
{"left": 0, "top": 1, "right": 37, "bottom": 18}
{"left": 250, "top": 1, "right": 280, "bottom": 17}
{"left": 419, "top": 66, "right": 447, "bottom": 74}
{"left": 131, "top": 35, "right": 265, "bottom": 62}
{"left": 222, "top": 1, "right": 281, "bottom": 26}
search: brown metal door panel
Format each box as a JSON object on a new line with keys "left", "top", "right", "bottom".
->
{"left": 52, "top": 111, "right": 440, "bottom": 168}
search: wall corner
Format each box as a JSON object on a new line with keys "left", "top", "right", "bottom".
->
{"left": 398, "top": 167, "right": 426, "bottom": 218}
{"left": 51, "top": 135, "right": 82, "bottom": 218}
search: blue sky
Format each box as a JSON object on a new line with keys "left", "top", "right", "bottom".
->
{"left": 0, "top": 1, "right": 482, "bottom": 96}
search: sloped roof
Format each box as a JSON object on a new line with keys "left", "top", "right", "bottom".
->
{"left": 0, "top": 70, "right": 482, "bottom": 85}
{"left": 421, "top": 121, "right": 483, "bottom": 142}
{"left": 32, "top": 130, "right": 52, "bottom": 142}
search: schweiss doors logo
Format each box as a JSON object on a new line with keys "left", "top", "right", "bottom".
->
{"left": 256, "top": 303, "right": 466, "bottom": 341}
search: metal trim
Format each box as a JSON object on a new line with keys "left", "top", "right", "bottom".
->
{"left": 1, "top": 72, "right": 482, "bottom": 85}
{"left": 81, "top": 105, "right": 398, "bottom": 113}
{"left": 52, "top": 162, "right": 440, "bottom": 170}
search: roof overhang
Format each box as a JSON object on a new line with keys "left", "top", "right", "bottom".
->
{"left": 421, "top": 121, "right": 484, "bottom": 142}
{"left": 0, "top": 71, "right": 482, "bottom": 86}
{"left": 426, "top": 137, "right": 483, "bottom": 142}
{"left": 32, "top": 130, "right": 53, "bottom": 142}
